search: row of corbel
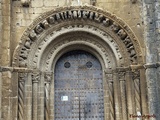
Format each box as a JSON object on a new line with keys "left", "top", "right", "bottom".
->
{"left": 0, "top": 62, "right": 160, "bottom": 73}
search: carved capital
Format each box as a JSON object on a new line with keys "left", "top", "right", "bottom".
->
{"left": 132, "top": 71, "right": 140, "bottom": 80}
{"left": 31, "top": 72, "right": 40, "bottom": 83}
{"left": 44, "top": 72, "right": 52, "bottom": 83}
{"left": 19, "top": 73, "right": 27, "bottom": 82}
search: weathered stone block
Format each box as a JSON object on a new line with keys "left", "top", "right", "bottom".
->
{"left": 44, "top": 0, "right": 58, "bottom": 7}
{"left": 31, "top": 0, "right": 43, "bottom": 7}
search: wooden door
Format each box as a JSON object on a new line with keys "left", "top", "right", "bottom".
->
{"left": 54, "top": 50, "right": 104, "bottom": 120}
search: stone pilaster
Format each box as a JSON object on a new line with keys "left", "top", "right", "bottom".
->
{"left": 142, "top": 0, "right": 160, "bottom": 119}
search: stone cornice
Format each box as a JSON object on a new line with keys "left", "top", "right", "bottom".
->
{"left": 2, "top": 62, "right": 160, "bottom": 72}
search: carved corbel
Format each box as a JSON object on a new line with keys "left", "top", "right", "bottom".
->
{"left": 21, "top": 0, "right": 30, "bottom": 7}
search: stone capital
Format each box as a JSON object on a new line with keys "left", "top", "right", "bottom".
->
{"left": 31, "top": 72, "right": 41, "bottom": 83}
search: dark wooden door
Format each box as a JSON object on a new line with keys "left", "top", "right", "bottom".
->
{"left": 54, "top": 50, "right": 104, "bottom": 120}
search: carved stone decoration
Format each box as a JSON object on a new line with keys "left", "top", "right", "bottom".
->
{"left": 29, "top": 30, "right": 37, "bottom": 41}
{"left": 21, "top": 0, "right": 30, "bottom": 7}
{"left": 24, "top": 37, "right": 32, "bottom": 49}
{"left": 89, "top": 11, "right": 94, "bottom": 20}
{"left": 132, "top": 71, "right": 141, "bottom": 112}
{"left": 47, "top": 16, "right": 55, "bottom": 24}
{"left": 77, "top": 10, "right": 82, "bottom": 18}
{"left": 42, "top": 20, "right": 50, "bottom": 29}
{"left": 103, "top": 18, "right": 110, "bottom": 26}
{"left": 55, "top": 13, "right": 61, "bottom": 21}
{"left": 68, "top": 11, "right": 73, "bottom": 19}
{"left": 35, "top": 24, "right": 44, "bottom": 34}
{"left": 117, "top": 29, "right": 127, "bottom": 40}
{"left": 73, "top": 10, "right": 78, "bottom": 18}
{"left": 18, "top": 73, "right": 27, "bottom": 120}
{"left": 109, "top": 81, "right": 114, "bottom": 120}
{"left": 13, "top": 6, "right": 142, "bottom": 69}
{"left": 44, "top": 72, "right": 52, "bottom": 83}
{"left": 31, "top": 72, "right": 40, "bottom": 83}
{"left": 82, "top": 10, "right": 89, "bottom": 19}
{"left": 19, "top": 46, "right": 29, "bottom": 67}
{"left": 110, "top": 22, "right": 120, "bottom": 33}
{"left": 94, "top": 13, "right": 104, "bottom": 22}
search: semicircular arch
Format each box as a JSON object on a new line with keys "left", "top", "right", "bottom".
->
{"left": 12, "top": 6, "right": 143, "bottom": 70}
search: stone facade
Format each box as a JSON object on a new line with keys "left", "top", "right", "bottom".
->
{"left": 0, "top": 0, "right": 159, "bottom": 120}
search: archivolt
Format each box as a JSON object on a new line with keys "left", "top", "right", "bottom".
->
{"left": 12, "top": 6, "right": 143, "bottom": 69}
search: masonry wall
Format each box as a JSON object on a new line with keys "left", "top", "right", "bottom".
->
{"left": 11, "top": 0, "right": 145, "bottom": 60}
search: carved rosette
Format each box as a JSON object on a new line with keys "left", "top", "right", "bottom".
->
{"left": 18, "top": 73, "right": 27, "bottom": 120}
{"left": 13, "top": 6, "right": 141, "bottom": 68}
{"left": 44, "top": 72, "right": 52, "bottom": 120}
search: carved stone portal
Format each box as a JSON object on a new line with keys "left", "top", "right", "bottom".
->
{"left": 12, "top": 6, "right": 147, "bottom": 120}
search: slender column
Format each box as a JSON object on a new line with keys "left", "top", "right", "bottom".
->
{"left": 104, "top": 71, "right": 114, "bottom": 120}
{"left": 44, "top": 72, "right": 52, "bottom": 120}
{"left": 119, "top": 73, "right": 127, "bottom": 120}
{"left": 49, "top": 73, "right": 54, "bottom": 119}
{"left": 25, "top": 73, "right": 32, "bottom": 120}
{"left": 32, "top": 73, "right": 40, "bottom": 120}
{"left": 113, "top": 72, "right": 121, "bottom": 120}
{"left": 125, "top": 71, "right": 134, "bottom": 119}
{"left": 18, "top": 73, "right": 26, "bottom": 120}
{"left": 109, "top": 81, "right": 114, "bottom": 120}
{"left": 133, "top": 71, "right": 141, "bottom": 115}
{"left": 139, "top": 69, "right": 148, "bottom": 115}
{"left": 38, "top": 72, "right": 45, "bottom": 120}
